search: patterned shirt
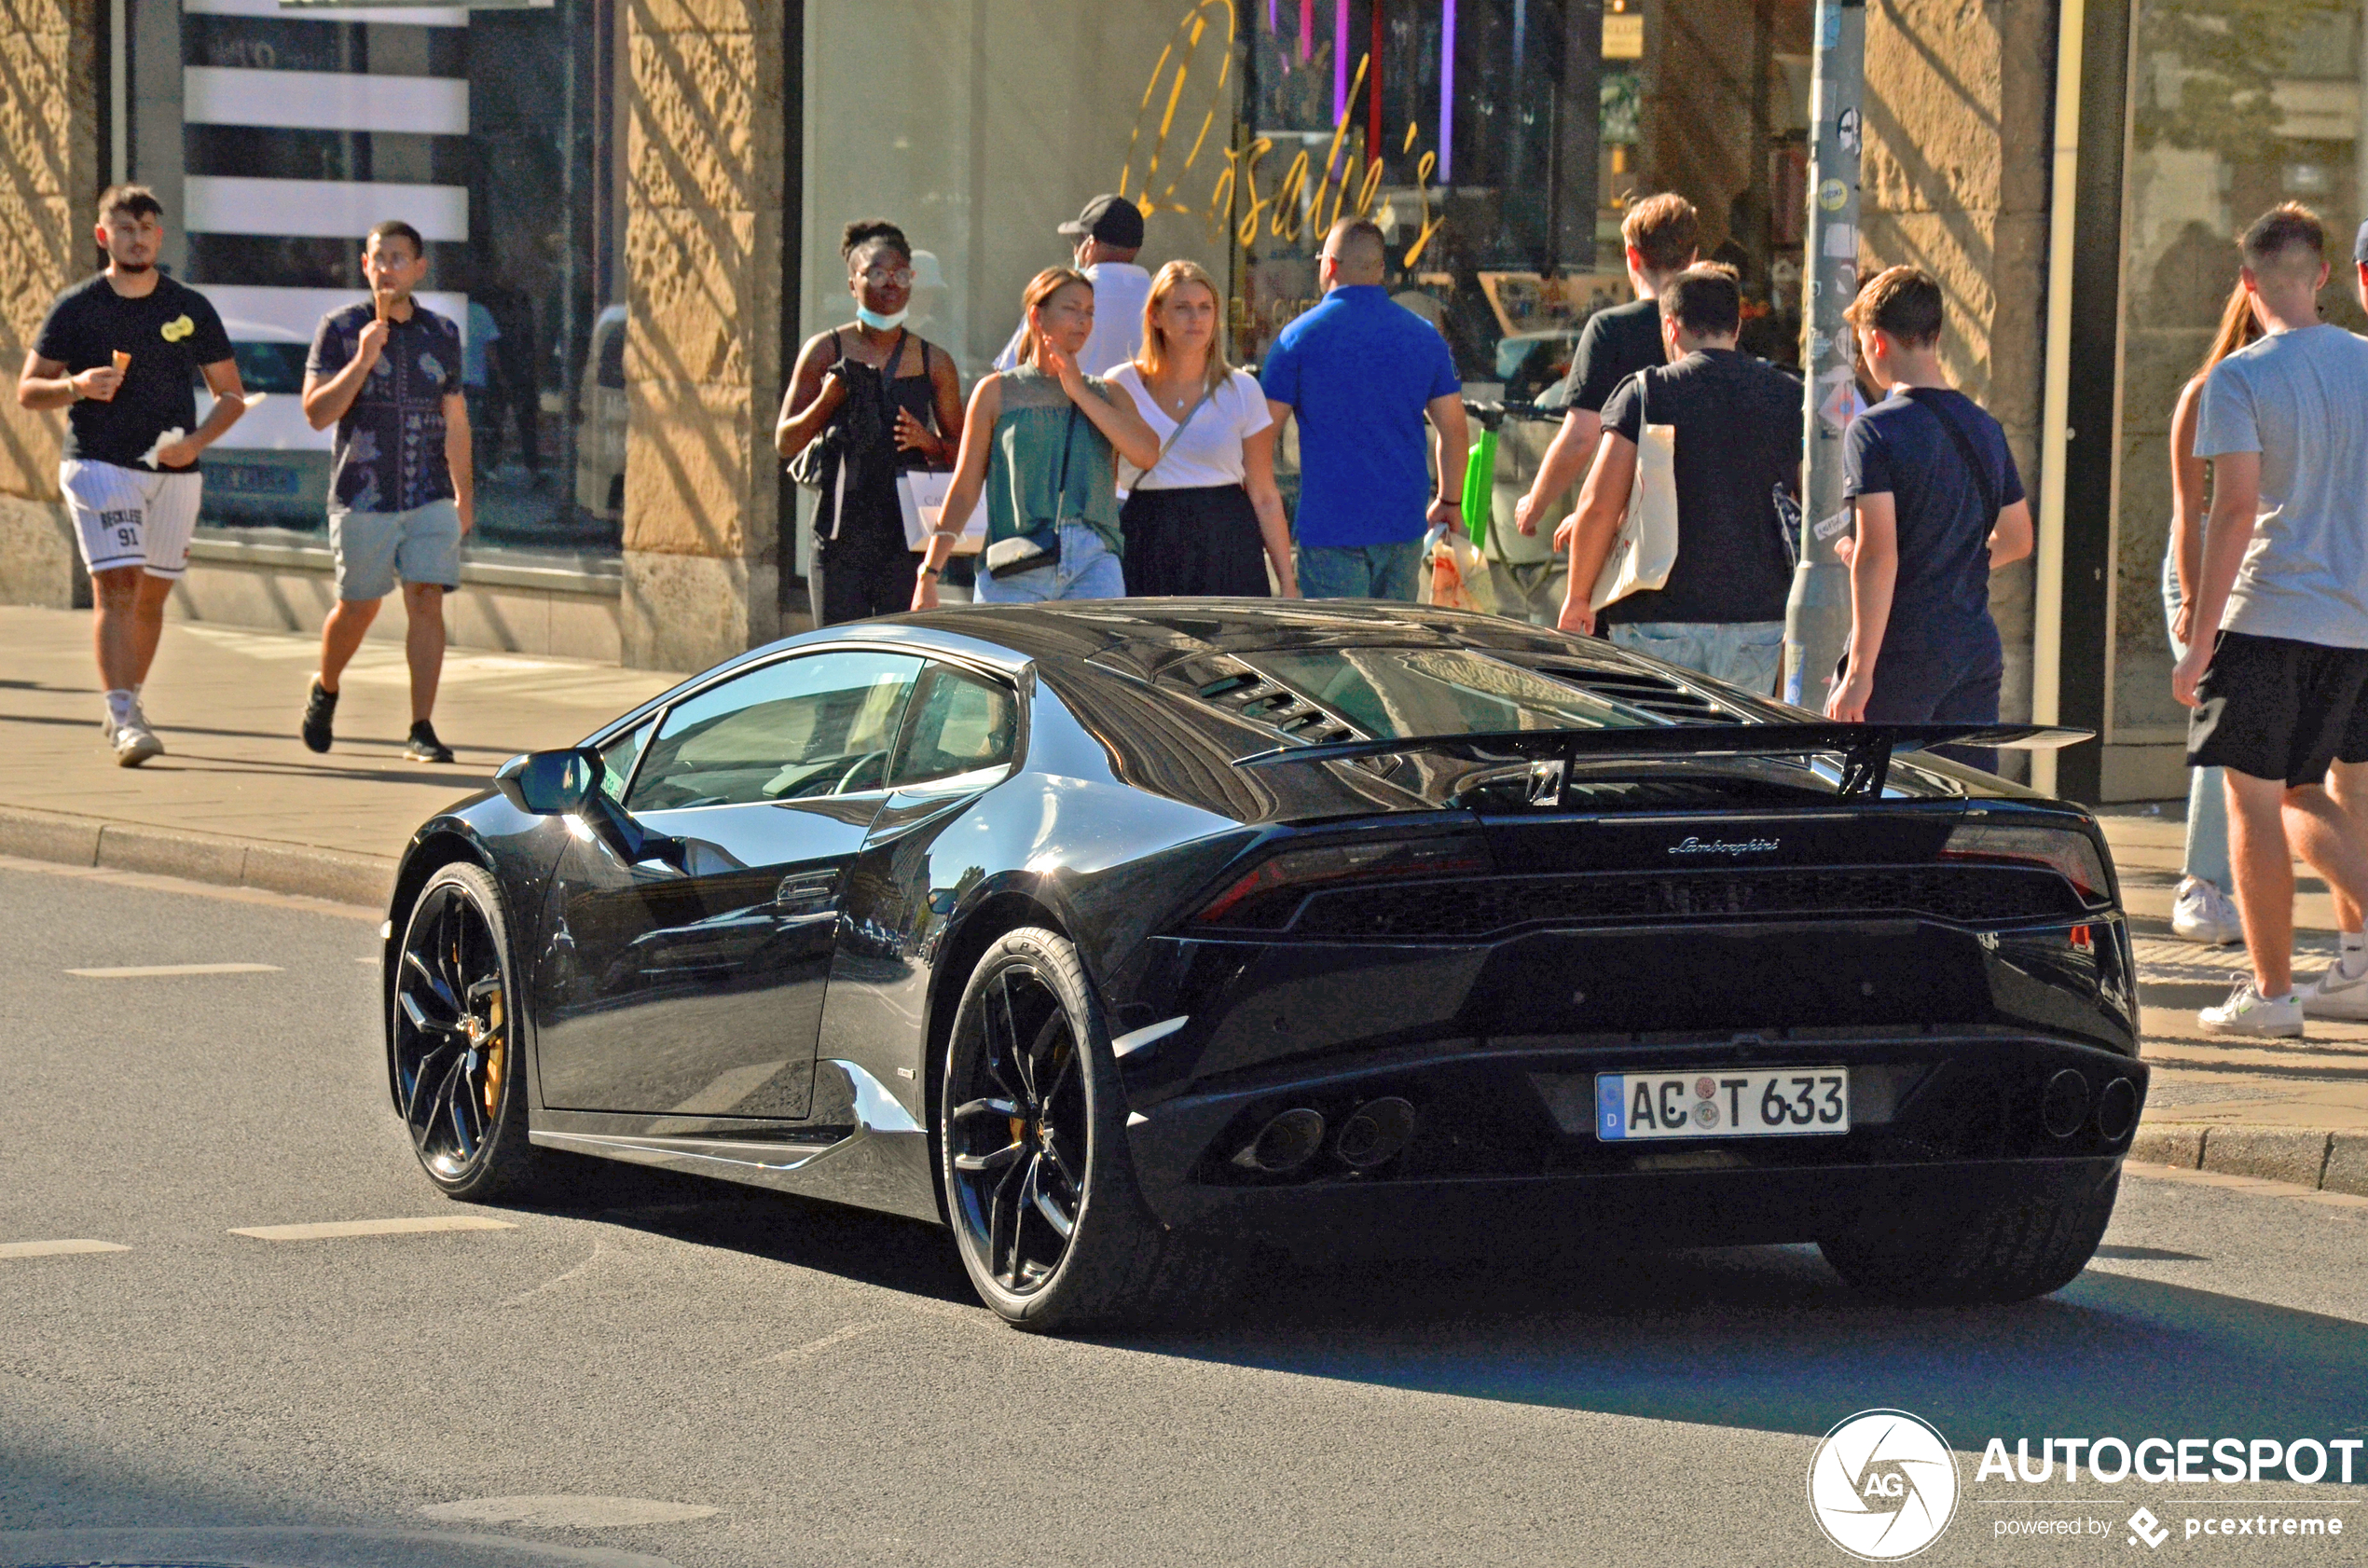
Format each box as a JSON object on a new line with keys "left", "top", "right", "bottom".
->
{"left": 306, "top": 300, "right": 463, "bottom": 513}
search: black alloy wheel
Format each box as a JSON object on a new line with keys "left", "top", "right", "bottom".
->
{"left": 945, "top": 955, "right": 1089, "bottom": 1296}
{"left": 391, "top": 862, "right": 540, "bottom": 1200}
{"left": 940, "top": 927, "right": 1244, "bottom": 1330}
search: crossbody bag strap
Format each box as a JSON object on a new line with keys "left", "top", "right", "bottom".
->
{"left": 1918, "top": 392, "right": 2003, "bottom": 525}
{"left": 1051, "top": 402, "right": 1081, "bottom": 524}
{"left": 1155, "top": 380, "right": 1219, "bottom": 470}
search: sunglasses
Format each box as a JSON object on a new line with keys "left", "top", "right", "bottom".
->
{"left": 855, "top": 267, "right": 915, "bottom": 287}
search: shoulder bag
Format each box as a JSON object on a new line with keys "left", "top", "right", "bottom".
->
{"left": 894, "top": 342, "right": 973, "bottom": 553}
{"left": 1588, "top": 373, "right": 1681, "bottom": 612}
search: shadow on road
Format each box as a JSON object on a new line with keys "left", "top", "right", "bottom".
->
{"left": 503, "top": 1155, "right": 2368, "bottom": 1467}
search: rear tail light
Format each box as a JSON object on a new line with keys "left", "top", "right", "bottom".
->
{"left": 1194, "top": 832, "right": 1493, "bottom": 928}
{"left": 1939, "top": 821, "right": 2112, "bottom": 904}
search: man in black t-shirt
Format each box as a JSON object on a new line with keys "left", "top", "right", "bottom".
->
{"left": 1513, "top": 194, "right": 1700, "bottom": 552}
{"left": 16, "top": 186, "right": 246, "bottom": 766}
{"left": 1824, "top": 267, "right": 2032, "bottom": 736}
{"left": 1555, "top": 267, "right": 1803, "bottom": 694}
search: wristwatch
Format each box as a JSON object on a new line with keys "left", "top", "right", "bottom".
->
{"left": 917, "top": 565, "right": 940, "bottom": 580}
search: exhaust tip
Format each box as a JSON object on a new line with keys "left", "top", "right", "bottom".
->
{"left": 2094, "top": 1077, "right": 2139, "bottom": 1143}
{"left": 1335, "top": 1096, "right": 1416, "bottom": 1169}
{"left": 2042, "top": 1069, "right": 2091, "bottom": 1139}
{"left": 1232, "top": 1107, "right": 1327, "bottom": 1174}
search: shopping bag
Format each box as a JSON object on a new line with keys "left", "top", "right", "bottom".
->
{"left": 1425, "top": 527, "right": 1498, "bottom": 613}
{"left": 1589, "top": 417, "right": 1678, "bottom": 612}
{"left": 897, "top": 470, "right": 978, "bottom": 555}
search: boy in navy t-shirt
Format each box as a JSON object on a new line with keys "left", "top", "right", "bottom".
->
{"left": 1825, "top": 266, "right": 2033, "bottom": 740}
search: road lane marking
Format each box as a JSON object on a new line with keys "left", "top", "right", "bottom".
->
{"left": 67, "top": 962, "right": 282, "bottom": 978}
{"left": 230, "top": 1216, "right": 517, "bottom": 1241}
{"left": 0, "top": 1238, "right": 130, "bottom": 1259}
{"left": 419, "top": 1496, "right": 720, "bottom": 1527}
{"left": 751, "top": 1320, "right": 883, "bottom": 1364}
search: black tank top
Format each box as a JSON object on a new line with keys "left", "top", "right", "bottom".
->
{"left": 820, "top": 328, "right": 940, "bottom": 558}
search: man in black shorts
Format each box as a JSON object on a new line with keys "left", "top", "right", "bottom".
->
{"left": 2175, "top": 204, "right": 2368, "bottom": 1038}
{"left": 16, "top": 186, "right": 247, "bottom": 764}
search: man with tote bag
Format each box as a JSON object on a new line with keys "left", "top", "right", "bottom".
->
{"left": 1555, "top": 267, "right": 1802, "bottom": 695}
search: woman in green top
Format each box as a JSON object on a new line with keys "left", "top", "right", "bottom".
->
{"left": 913, "top": 268, "right": 1158, "bottom": 607}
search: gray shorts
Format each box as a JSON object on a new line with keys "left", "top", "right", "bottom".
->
{"left": 331, "top": 499, "right": 462, "bottom": 601}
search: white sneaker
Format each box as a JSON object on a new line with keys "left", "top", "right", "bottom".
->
{"left": 2198, "top": 979, "right": 2304, "bottom": 1038}
{"left": 113, "top": 716, "right": 162, "bottom": 767}
{"left": 2299, "top": 956, "right": 2368, "bottom": 1020}
{"left": 2170, "top": 876, "right": 2245, "bottom": 945}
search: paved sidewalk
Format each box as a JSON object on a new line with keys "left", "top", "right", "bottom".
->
{"left": 3, "top": 603, "right": 2363, "bottom": 1171}
{"left": 0, "top": 605, "right": 678, "bottom": 901}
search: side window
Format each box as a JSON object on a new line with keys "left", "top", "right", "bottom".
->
{"left": 888, "top": 664, "right": 1018, "bottom": 789}
{"left": 598, "top": 720, "right": 650, "bottom": 805}
{"left": 627, "top": 651, "right": 925, "bottom": 812}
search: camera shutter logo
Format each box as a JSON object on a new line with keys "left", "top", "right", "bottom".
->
{"left": 1807, "top": 1409, "right": 1960, "bottom": 1560}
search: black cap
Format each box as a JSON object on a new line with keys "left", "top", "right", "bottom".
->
{"left": 2355, "top": 219, "right": 2368, "bottom": 264}
{"left": 1057, "top": 194, "right": 1145, "bottom": 250}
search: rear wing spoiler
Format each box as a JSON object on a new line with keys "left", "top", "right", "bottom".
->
{"left": 1232, "top": 723, "right": 2093, "bottom": 799}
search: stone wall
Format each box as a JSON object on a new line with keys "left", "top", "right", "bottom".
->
{"left": 1860, "top": 0, "right": 2056, "bottom": 730}
{"left": 621, "top": 0, "right": 788, "bottom": 671}
{"left": 0, "top": 0, "right": 98, "bottom": 610}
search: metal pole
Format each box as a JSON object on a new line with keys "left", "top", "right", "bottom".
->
{"left": 1782, "top": 0, "right": 1865, "bottom": 709}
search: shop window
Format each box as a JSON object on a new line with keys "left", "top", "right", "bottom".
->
{"left": 125, "top": 0, "right": 623, "bottom": 552}
{"left": 2109, "top": 0, "right": 2367, "bottom": 743}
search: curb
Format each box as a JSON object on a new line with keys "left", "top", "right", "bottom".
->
{"left": 0, "top": 804, "right": 392, "bottom": 910}
{"left": 2130, "top": 1122, "right": 2367, "bottom": 1198}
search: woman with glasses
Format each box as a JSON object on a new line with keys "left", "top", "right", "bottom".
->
{"left": 776, "top": 219, "right": 964, "bottom": 624}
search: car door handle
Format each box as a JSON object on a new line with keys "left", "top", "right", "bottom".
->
{"left": 773, "top": 871, "right": 839, "bottom": 915}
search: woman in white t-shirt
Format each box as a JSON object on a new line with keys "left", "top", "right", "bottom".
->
{"left": 1109, "top": 261, "right": 1297, "bottom": 597}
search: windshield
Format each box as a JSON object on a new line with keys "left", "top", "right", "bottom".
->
{"left": 1248, "top": 648, "right": 1653, "bottom": 738}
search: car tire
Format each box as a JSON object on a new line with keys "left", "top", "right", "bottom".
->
{"left": 1818, "top": 1167, "right": 2121, "bottom": 1306}
{"left": 940, "top": 927, "right": 1242, "bottom": 1332}
{"left": 390, "top": 861, "right": 544, "bottom": 1203}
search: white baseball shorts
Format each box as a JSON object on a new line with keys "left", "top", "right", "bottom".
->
{"left": 62, "top": 458, "right": 205, "bottom": 580}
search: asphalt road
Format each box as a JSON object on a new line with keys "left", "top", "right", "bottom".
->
{"left": 4, "top": 860, "right": 2365, "bottom": 1568}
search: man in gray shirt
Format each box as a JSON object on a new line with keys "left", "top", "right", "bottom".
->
{"left": 2176, "top": 201, "right": 2368, "bottom": 1038}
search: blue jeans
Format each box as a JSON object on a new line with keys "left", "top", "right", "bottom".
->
{"left": 1297, "top": 540, "right": 1425, "bottom": 602}
{"left": 974, "top": 523, "right": 1126, "bottom": 603}
{"left": 2162, "top": 541, "right": 2231, "bottom": 890}
{"left": 1608, "top": 620, "right": 1786, "bottom": 695}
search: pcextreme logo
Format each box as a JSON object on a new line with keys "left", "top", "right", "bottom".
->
{"left": 1809, "top": 1409, "right": 1962, "bottom": 1561}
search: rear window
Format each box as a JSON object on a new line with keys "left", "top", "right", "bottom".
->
{"left": 1246, "top": 648, "right": 1651, "bottom": 737}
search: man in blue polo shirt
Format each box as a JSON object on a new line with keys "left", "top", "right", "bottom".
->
{"left": 1261, "top": 219, "right": 1467, "bottom": 600}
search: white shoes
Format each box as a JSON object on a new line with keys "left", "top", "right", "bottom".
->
{"left": 2198, "top": 979, "right": 2304, "bottom": 1038}
{"left": 2171, "top": 876, "right": 2245, "bottom": 945}
{"left": 108, "top": 698, "right": 163, "bottom": 767}
{"left": 2299, "top": 957, "right": 2368, "bottom": 1021}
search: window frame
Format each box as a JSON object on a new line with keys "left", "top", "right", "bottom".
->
{"left": 621, "top": 647, "right": 931, "bottom": 815}
{"left": 589, "top": 640, "right": 1030, "bottom": 817}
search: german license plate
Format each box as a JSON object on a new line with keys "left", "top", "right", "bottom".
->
{"left": 209, "top": 461, "right": 299, "bottom": 495}
{"left": 1595, "top": 1067, "right": 1849, "bottom": 1140}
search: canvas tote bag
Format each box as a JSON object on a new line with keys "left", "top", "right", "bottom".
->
{"left": 1588, "top": 376, "right": 1680, "bottom": 612}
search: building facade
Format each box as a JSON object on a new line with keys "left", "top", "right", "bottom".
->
{"left": 6, "top": 0, "right": 2341, "bottom": 805}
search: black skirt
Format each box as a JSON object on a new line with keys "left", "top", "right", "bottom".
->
{"left": 1119, "top": 484, "right": 1270, "bottom": 598}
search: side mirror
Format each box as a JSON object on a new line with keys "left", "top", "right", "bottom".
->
{"left": 495, "top": 749, "right": 603, "bottom": 815}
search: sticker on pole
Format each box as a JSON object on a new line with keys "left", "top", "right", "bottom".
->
{"left": 1818, "top": 178, "right": 1851, "bottom": 212}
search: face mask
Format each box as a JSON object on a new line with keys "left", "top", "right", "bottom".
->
{"left": 854, "top": 304, "right": 908, "bottom": 332}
